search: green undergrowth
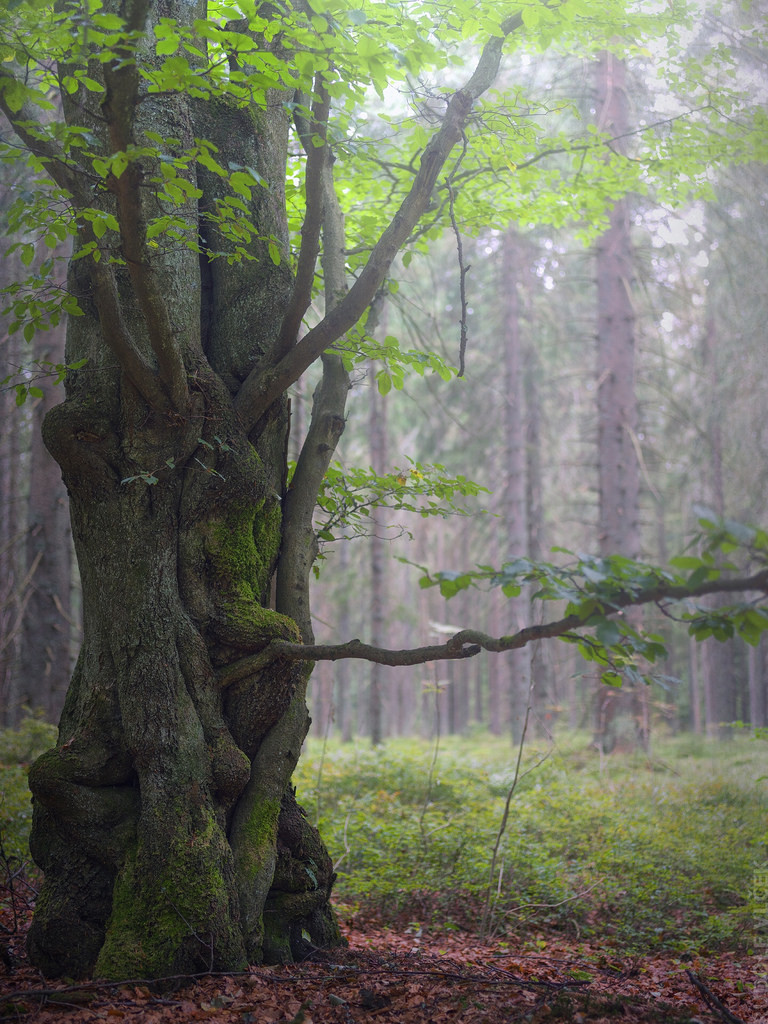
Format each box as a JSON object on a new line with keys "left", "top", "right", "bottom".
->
{"left": 294, "top": 730, "right": 768, "bottom": 955}
{"left": 1, "top": 719, "right": 765, "bottom": 957}
{"left": 0, "top": 715, "right": 57, "bottom": 864}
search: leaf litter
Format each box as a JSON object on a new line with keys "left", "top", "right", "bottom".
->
{"left": 1, "top": 895, "right": 766, "bottom": 1023}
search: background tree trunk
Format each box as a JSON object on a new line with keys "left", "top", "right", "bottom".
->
{"left": 18, "top": 242, "right": 73, "bottom": 724}
{"left": 500, "top": 231, "right": 532, "bottom": 744}
{"left": 593, "top": 53, "right": 646, "bottom": 752}
{"left": 699, "top": 315, "right": 736, "bottom": 739}
{"left": 0, "top": 277, "right": 24, "bottom": 723}
{"left": 368, "top": 359, "right": 388, "bottom": 746}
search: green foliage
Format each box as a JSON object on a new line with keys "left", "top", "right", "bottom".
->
{"left": 0, "top": 358, "right": 89, "bottom": 406}
{"left": 413, "top": 514, "right": 768, "bottom": 685}
{"left": 3, "top": 0, "right": 766, "bottom": 355}
{"left": 295, "top": 734, "right": 768, "bottom": 953}
{"left": 0, "top": 714, "right": 57, "bottom": 764}
{"left": 0, "top": 716, "right": 57, "bottom": 864}
{"left": 312, "top": 458, "right": 488, "bottom": 543}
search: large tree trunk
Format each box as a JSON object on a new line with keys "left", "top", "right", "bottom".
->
{"left": 593, "top": 52, "right": 647, "bottom": 753}
{"left": 27, "top": 345, "right": 342, "bottom": 979}
{"left": 24, "top": 7, "right": 342, "bottom": 978}
{"left": 2, "top": 0, "right": 518, "bottom": 983}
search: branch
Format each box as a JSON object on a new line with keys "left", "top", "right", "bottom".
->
{"left": 233, "top": 13, "right": 524, "bottom": 430}
{"left": 686, "top": 971, "right": 746, "bottom": 1024}
{"left": 0, "top": 67, "right": 87, "bottom": 203}
{"left": 86, "top": 236, "right": 176, "bottom": 410}
{"left": 0, "top": 63, "right": 178, "bottom": 411}
{"left": 100, "top": 7, "right": 189, "bottom": 413}
{"left": 218, "top": 568, "right": 768, "bottom": 681}
{"left": 275, "top": 148, "right": 350, "bottom": 638}
{"left": 273, "top": 76, "right": 331, "bottom": 362}
{"left": 1, "top": 39, "right": 188, "bottom": 413}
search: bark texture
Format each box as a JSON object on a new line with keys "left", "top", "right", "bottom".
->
{"left": 21, "top": 2, "right": 341, "bottom": 980}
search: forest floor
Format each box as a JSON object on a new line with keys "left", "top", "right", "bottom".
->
{"left": 1, "top": 901, "right": 766, "bottom": 1024}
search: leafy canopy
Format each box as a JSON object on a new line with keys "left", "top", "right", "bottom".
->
{"left": 2, "top": 0, "right": 766, "bottom": 364}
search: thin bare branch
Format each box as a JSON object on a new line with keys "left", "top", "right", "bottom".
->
{"left": 276, "top": 148, "right": 351, "bottom": 637}
{"left": 446, "top": 133, "right": 470, "bottom": 375}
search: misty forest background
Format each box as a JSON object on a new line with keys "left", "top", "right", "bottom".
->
{"left": 1, "top": 5, "right": 767, "bottom": 752}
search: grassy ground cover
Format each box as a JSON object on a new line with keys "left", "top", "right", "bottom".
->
{"left": 0, "top": 720, "right": 765, "bottom": 958}
{"left": 294, "top": 730, "right": 768, "bottom": 955}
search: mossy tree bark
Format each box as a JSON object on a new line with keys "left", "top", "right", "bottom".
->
{"left": 0, "top": 0, "right": 525, "bottom": 981}
{"left": 22, "top": 1, "right": 343, "bottom": 979}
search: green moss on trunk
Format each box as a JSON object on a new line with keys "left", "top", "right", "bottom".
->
{"left": 95, "top": 813, "right": 246, "bottom": 980}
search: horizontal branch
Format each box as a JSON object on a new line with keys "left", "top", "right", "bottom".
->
{"left": 217, "top": 568, "right": 768, "bottom": 682}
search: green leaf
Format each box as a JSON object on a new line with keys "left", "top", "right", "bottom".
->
{"left": 595, "top": 620, "right": 622, "bottom": 646}
{"left": 669, "top": 555, "right": 705, "bottom": 570}
{"left": 79, "top": 76, "right": 104, "bottom": 93}
{"left": 156, "top": 35, "right": 180, "bottom": 56}
{"left": 600, "top": 670, "right": 623, "bottom": 688}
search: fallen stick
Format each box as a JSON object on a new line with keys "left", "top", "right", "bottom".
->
{"left": 686, "top": 969, "right": 746, "bottom": 1024}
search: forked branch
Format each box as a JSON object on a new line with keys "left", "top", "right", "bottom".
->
{"left": 234, "top": 13, "right": 524, "bottom": 430}
{"left": 273, "top": 75, "right": 332, "bottom": 361}
{"left": 101, "top": 1, "right": 189, "bottom": 413}
{"left": 0, "top": 37, "right": 187, "bottom": 415}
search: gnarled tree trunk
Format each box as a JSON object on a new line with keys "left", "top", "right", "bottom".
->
{"left": 23, "top": 4, "right": 342, "bottom": 978}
